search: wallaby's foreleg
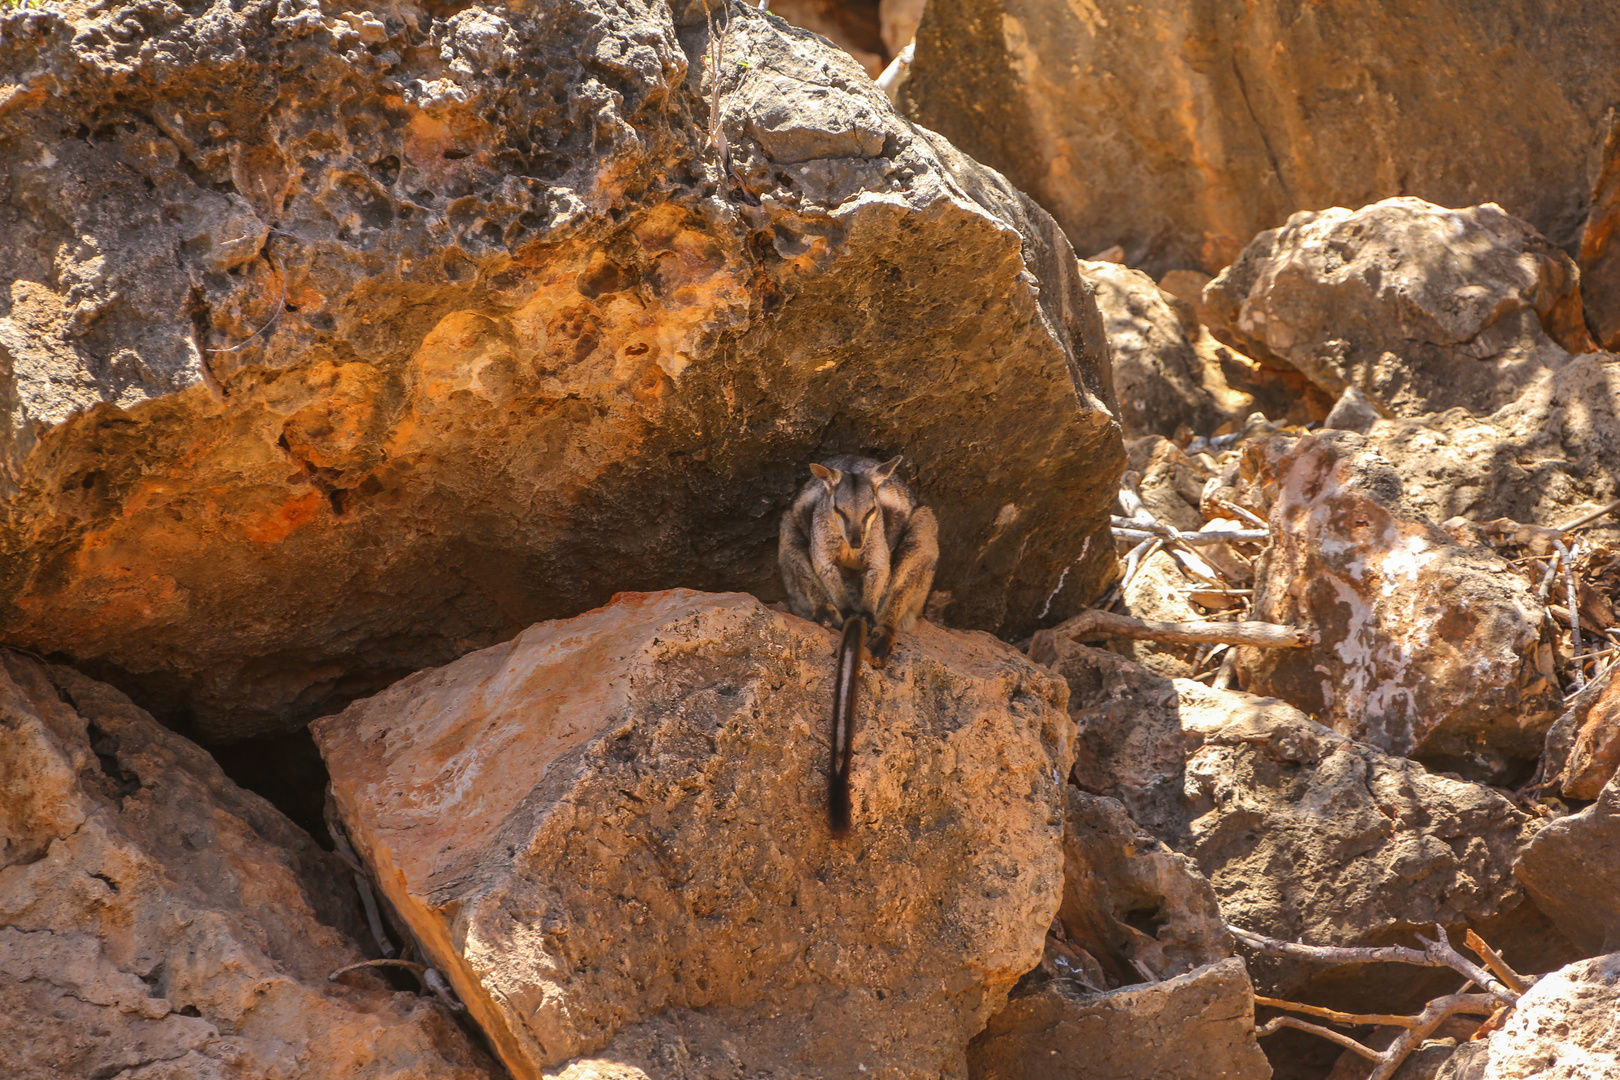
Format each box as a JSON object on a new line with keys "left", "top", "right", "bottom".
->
{"left": 780, "top": 515, "right": 844, "bottom": 626}
{"left": 870, "top": 506, "right": 939, "bottom": 666}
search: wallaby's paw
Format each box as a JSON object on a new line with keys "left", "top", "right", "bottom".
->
{"left": 868, "top": 626, "right": 896, "bottom": 667}
{"left": 815, "top": 605, "right": 843, "bottom": 629}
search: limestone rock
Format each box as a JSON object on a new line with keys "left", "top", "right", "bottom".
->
{"left": 901, "top": 0, "right": 1620, "bottom": 278}
{"left": 1564, "top": 673, "right": 1620, "bottom": 800}
{"left": 1203, "top": 198, "right": 1589, "bottom": 418}
{"left": 1233, "top": 431, "right": 1560, "bottom": 769}
{"left": 765, "top": 0, "right": 887, "bottom": 76}
{"left": 1082, "top": 259, "right": 1254, "bottom": 440}
{"left": 1353, "top": 355, "right": 1620, "bottom": 539}
{"left": 0, "top": 0, "right": 1121, "bottom": 741}
{"left": 1044, "top": 640, "right": 1557, "bottom": 1001}
{"left": 1578, "top": 115, "right": 1620, "bottom": 351}
{"left": 1516, "top": 772, "right": 1620, "bottom": 957}
{"left": 314, "top": 589, "right": 1074, "bottom": 1079}
{"left": 0, "top": 651, "right": 492, "bottom": 1080}
{"left": 965, "top": 957, "right": 1272, "bottom": 1080}
{"left": 1434, "top": 952, "right": 1620, "bottom": 1080}
{"left": 1058, "top": 789, "right": 1231, "bottom": 988}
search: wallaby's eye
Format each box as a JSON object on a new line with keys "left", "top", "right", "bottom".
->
{"left": 834, "top": 508, "right": 849, "bottom": 524}
{"left": 864, "top": 509, "right": 877, "bottom": 526}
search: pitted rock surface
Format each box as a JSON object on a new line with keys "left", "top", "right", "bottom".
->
{"left": 1233, "top": 431, "right": 1559, "bottom": 767}
{"left": 315, "top": 589, "right": 1074, "bottom": 1079}
{"left": 1203, "top": 198, "right": 1589, "bottom": 418}
{"left": 0, "top": 0, "right": 1120, "bottom": 740}
{"left": 1041, "top": 641, "right": 1562, "bottom": 1004}
{"left": 0, "top": 650, "right": 493, "bottom": 1080}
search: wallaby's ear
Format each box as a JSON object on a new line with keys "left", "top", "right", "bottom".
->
{"left": 870, "top": 456, "right": 903, "bottom": 487}
{"left": 809, "top": 463, "right": 841, "bottom": 488}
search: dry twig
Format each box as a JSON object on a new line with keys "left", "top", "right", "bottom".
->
{"left": 1228, "top": 923, "right": 1516, "bottom": 1005}
{"left": 1465, "top": 929, "right": 1531, "bottom": 996}
{"left": 1043, "top": 610, "right": 1312, "bottom": 649}
{"left": 1242, "top": 924, "right": 1517, "bottom": 1080}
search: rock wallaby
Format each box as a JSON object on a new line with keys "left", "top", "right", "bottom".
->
{"left": 779, "top": 454, "right": 939, "bottom": 835}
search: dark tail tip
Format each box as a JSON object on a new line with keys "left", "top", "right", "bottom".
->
{"left": 829, "top": 769, "right": 852, "bottom": 837}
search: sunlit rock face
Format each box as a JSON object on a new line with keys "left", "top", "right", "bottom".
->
{"left": 902, "top": 0, "right": 1620, "bottom": 278}
{"left": 1233, "top": 432, "right": 1559, "bottom": 767}
{"left": 0, "top": 0, "right": 1121, "bottom": 740}
{"left": 0, "top": 650, "right": 496, "bottom": 1080}
{"left": 315, "top": 589, "right": 1075, "bottom": 1079}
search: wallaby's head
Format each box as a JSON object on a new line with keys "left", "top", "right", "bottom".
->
{"left": 810, "top": 457, "right": 901, "bottom": 551}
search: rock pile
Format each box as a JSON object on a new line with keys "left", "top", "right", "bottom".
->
{"left": 7, "top": 1, "right": 1620, "bottom": 1079}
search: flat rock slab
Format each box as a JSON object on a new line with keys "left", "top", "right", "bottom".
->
{"left": 315, "top": 589, "right": 1074, "bottom": 1079}
{"left": 965, "top": 957, "right": 1272, "bottom": 1080}
{"left": 0, "top": 651, "right": 493, "bottom": 1080}
{"left": 0, "top": 0, "right": 1120, "bottom": 741}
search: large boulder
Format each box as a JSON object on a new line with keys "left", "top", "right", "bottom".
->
{"left": 1516, "top": 771, "right": 1620, "bottom": 957}
{"left": 1233, "top": 431, "right": 1560, "bottom": 770}
{"left": 1042, "top": 640, "right": 1570, "bottom": 1004}
{"left": 0, "top": 0, "right": 1121, "bottom": 741}
{"left": 901, "top": 0, "right": 1620, "bottom": 278}
{"left": 1351, "top": 355, "right": 1620, "bottom": 534}
{"left": 314, "top": 589, "right": 1075, "bottom": 1079}
{"left": 0, "top": 650, "right": 493, "bottom": 1080}
{"left": 1435, "top": 951, "right": 1620, "bottom": 1080}
{"left": 1202, "top": 198, "right": 1589, "bottom": 417}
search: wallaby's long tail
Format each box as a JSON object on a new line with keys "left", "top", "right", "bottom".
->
{"left": 830, "top": 615, "right": 865, "bottom": 837}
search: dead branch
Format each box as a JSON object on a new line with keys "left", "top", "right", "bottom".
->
{"left": 1555, "top": 539, "right": 1585, "bottom": 689}
{"left": 1258, "top": 1014, "right": 1387, "bottom": 1059}
{"left": 1115, "top": 536, "right": 1162, "bottom": 596}
{"left": 1557, "top": 496, "right": 1620, "bottom": 533}
{"left": 1465, "top": 929, "right": 1531, "bottom": 995}
{"left": 1228, "top": 923, "right": 1516, "bottom": 1005}
{"left": 328, "top": 819, "right": 396, "bottom": 959}
{"left": 1364, "top": 994, "right": 1499, "bottom": 1080}
{"left": 1112, "top": 526, "right": 1270, "bottom": 545}
{"left": 1247, "top": 927, "right": 1509, "bottom": 1080}
{"left": 1045, "top": 610, "right": 1312, "bottom": 649}
{"left": 703, "top": 0, "right": 733, "bottom": 178}
{"left": 1253, "top": 995, "right": 1417, "bottom": 1028}
{"left": 329, "top": 958, "right": 427, "bottom": 982}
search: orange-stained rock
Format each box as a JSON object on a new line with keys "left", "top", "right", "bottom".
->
{"left": 1233, "top": 431, "right": 1560, "bottom": 771}
{"left": 1564, "top": 669, "right": 1620, "bottom": 801}
{"left": 0, "top": 0, "right": 1121, "bottom": 742}
{"left": 965, "top": 957, "right": 1272, "bottom": 1080}
{"left": 0, "top": 651, "right": 494, "bottom": 1080}
{"left": 314, "top": 589, "right": 1075, "bottom": 1079}
{"left": 902, "top": 0, "right": 1620, "bottom": 280}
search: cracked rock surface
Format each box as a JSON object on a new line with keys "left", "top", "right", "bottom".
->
{"left": 0, "top": 0, "right": 1120, "bottom": 741}
{"left": 315, "top": 589, "right": 1074, "bottom": 1079}
{"left": 0, "top": 649, "right": 493, "bottom": 1080}
{"left": 1043, "top": 640, "right": 1572, "bottom": 1005}
{"left": 966, "top": 957, "right": 1272, "bottom": 1080}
